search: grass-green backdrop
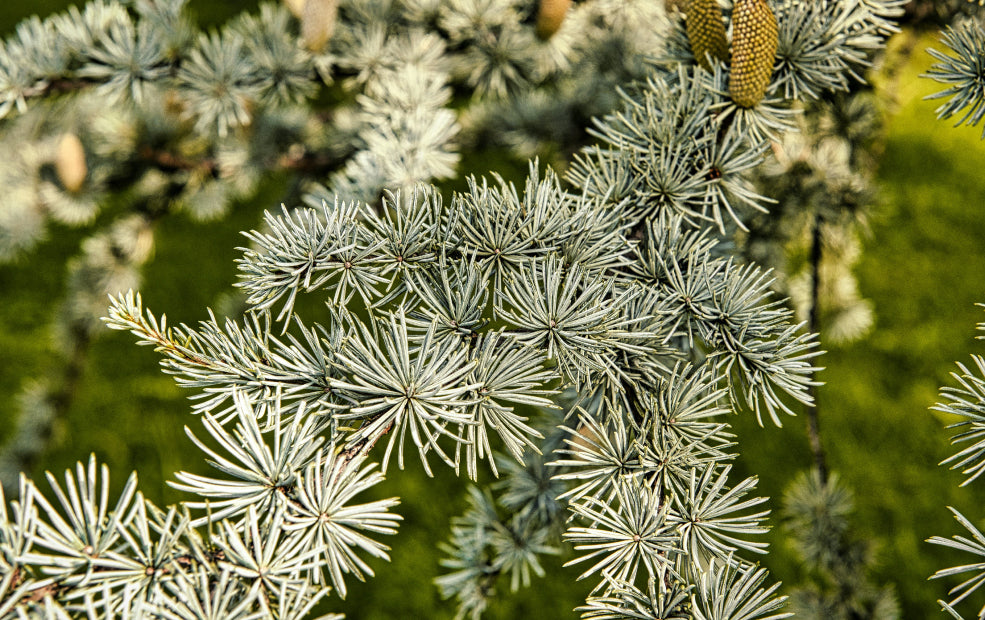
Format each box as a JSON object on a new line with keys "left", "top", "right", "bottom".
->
{"left": 2, "top": 3, "right": 984, "bottom": 618}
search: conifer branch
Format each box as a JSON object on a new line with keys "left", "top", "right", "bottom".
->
{"left": 0, "top": 1, "right": 916, "bottom": 618}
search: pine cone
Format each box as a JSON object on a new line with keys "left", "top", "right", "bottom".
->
{"left": 728, "top": 0, "right": 778, "bottom": 108}
{"left": 55, "top": 133, "right": 87, "bottom": 194}
{"left": 686, "top": 0, "right": 729, "bottom": 72}
{"left": 535, "top": 0, "right": 572, "bottom": 40}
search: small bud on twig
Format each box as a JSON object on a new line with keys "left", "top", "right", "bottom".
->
{"left": 535, "top": 0, "right": 571, "bottom": 40}
{"left": 301, "top": 0, "right": 340, "bottom": 52}
{"left": 282, "top": 0, "right": 305, "bottom": 18}
{"left": 55, "top": 133, "right": 87, "bottom": 194}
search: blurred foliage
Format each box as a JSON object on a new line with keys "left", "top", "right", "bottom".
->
{"left": 0, "top": 0, "right": 262, "bottom": 33}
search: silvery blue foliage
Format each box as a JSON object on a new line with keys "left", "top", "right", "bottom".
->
{"left": 0, "top": 0, "right": 913, "bottom": 618}
{"left": 929, "top": 309, "right": 985, "bottom": 619}
{"left": 922, "top": 15, "right": 985, "bottom": 618}
{"left": 925, "top": 17, "right": 985, "bottom": 138}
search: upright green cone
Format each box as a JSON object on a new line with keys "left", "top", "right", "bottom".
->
{"left": 665, "top": 0, "right": 689, "bottom": 13}
{"left": 686, "top": 0, "right": 729, "bottom": 71}
{"left": 728, "top": 0, "right": 778, "bottom": 107}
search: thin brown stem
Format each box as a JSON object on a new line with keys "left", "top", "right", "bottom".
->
{"left": 806, "top": 213, "right": 828, "bottom": 483}
{"left": 135, "top": 143, "right": 343, "bottom": 177}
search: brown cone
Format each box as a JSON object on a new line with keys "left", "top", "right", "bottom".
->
{"left": 535, "top": 0, "right": 572, "bottom": 40}
{"left": 55, "top": 133, "right": 87, "bottom": 194}
{"left": 301, "top": 0, "right": 340, "bottom": 52}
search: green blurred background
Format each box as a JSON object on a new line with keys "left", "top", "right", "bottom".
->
{"left": 2, "top": 2, "right": 985, "bottom": 618}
